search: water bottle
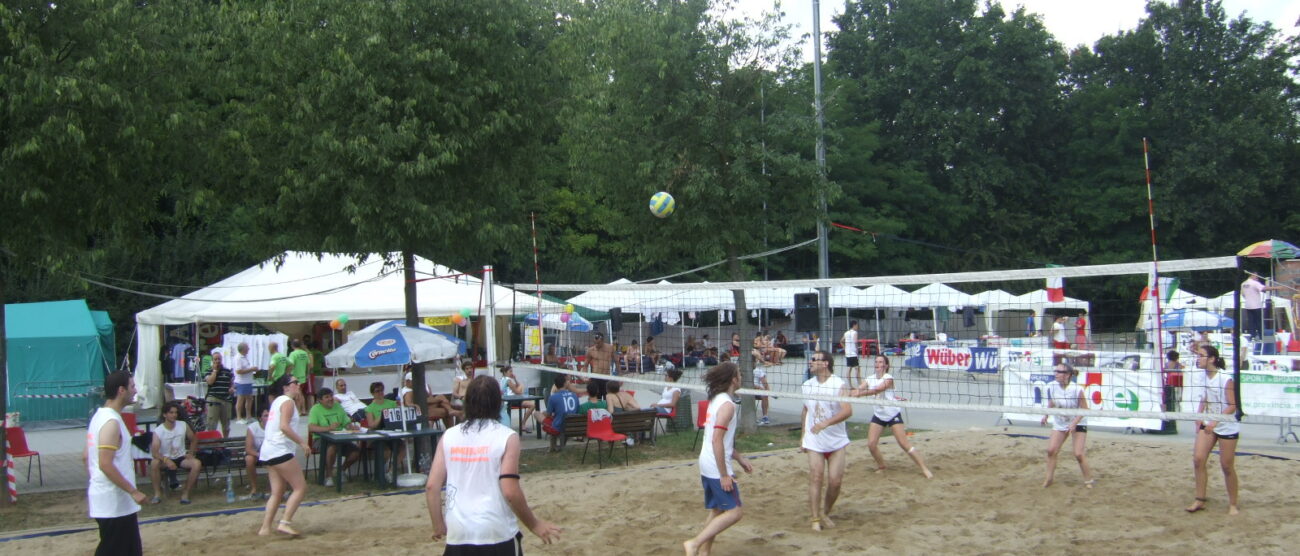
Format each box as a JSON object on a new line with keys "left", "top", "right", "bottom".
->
{"left": 225, "top": 474, "right": 235, "bottom": 503}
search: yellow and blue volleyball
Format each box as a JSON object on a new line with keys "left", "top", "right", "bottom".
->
{"left": 649, "top": 191, "right": 676, "bottom": 218}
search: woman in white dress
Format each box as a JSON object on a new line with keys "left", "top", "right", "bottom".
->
{"left": 1040, "top": 363, "right": 1093, "bottom": 488}
{"left": 854, "top": 356, "right": 933, "bottom": 478}
{"left": 257, "top": 375, "right": 310, "bottom": 536}
{"left": 800, "top": 350, "right": 852, "bottom": 531}
{"left": 1187, "top": 345, "right": 1240, "bottom": 515}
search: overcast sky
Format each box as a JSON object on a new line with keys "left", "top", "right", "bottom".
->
{"left": 728, "top": 0, "right": 1298, "bottom": 60}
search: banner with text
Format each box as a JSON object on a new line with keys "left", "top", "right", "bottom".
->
{"left": 1002, "top": 365, "right": 1163, "bottom": 429}
{"left": 904, "top": 345, "right": 1000, "bottom": 373}
{"left": 1238, "top": 371, "right": 1300, "bottom": 418}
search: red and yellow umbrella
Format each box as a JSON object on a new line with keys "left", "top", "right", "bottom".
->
{"left": 1238, "top": 239, "right": 1298, "bottom": 259}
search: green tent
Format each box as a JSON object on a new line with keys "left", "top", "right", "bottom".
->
{"left": 5, "top": 300, "right": 113, "bottom": 422}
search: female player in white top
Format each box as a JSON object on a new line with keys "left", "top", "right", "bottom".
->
{"left": 1187, "top": 345, "right": 1240, "bottom": 515}
{"left": 854, "top": 355, "right": 933, "bottom": 478}
{"left": 800, "top": 350, "right": 853, "bottom": 531}
{"left": 257, "top": 375, "right": 310, "bottom": 537}
{"left": 1040, "top": 364, "right": 1093, "bottom": 488}
{"left": 685, "top": 362, "right": 753, "bottom": 556}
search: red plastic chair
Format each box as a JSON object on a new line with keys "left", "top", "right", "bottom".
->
{"left": 196, "top": 430, "right": 223, "bottom": 441}
{"left": 691, "top": 400, "right": 709, "bottom": 451}
{"left": 581, "top": 409, "right": 627, "bottom": 469}
{"left": 655, "top": 404, "right": 678, "bottom": 436}
{"left": 4, "top": 427, "right": 42, "bottom": 485}
{"left": 121, "top": 412, "right": 141, "bottom": 436}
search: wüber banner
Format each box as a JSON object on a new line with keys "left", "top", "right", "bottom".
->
{"left": 904, "top": 345, "right": 1000, "bottom": 373}
{"left": 1002, "top": 364, "right": 1163, "bottom": 430}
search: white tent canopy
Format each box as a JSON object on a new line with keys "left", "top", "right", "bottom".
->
{"left": 133, "top": 251, "right": 562, "bottom": 407}
{"left": 910, "top": 283, "right": 978, "bottom": 308}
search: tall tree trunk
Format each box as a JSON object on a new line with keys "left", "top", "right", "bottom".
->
{"left": 403, "top": 251, "right": 428, "bottom": 419}
{"left": 727, "top": 251, "right": 757, "bottom": 434}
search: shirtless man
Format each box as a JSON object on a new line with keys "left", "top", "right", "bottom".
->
{"left": 586, "top": 332, "right": 616, "bottom": 399}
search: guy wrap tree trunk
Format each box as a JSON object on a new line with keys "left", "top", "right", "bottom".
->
{"left": 404, "top": 251, "right": 428, "bottom": 418}
{"left": 728, "top": 254, "right": 757, "bottom": 434}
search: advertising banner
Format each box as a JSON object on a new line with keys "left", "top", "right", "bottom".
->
{"left": 904, "top": 345, "right": 1000, "bottom": 373}
{"left": 1238, "top": 371, "right": 1300, "bottom": 418}
{"left": 523, "top": 325, "right": 542, "bottom": 357}
{"left": 1002, "top": 365, "right": 1163, "bottom": 429}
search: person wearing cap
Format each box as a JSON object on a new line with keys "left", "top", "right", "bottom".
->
{"left": 401, "top": 370, "right": 461, "bottom": 429}
{"left": 203, "top": 349, "right": 235, "bottom": 438}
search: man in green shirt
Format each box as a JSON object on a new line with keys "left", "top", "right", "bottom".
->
{"left": 268, "top": 342, "right": 289, "bottom": 383}
{"left": 288, "top": 339, "right": 313, "bottom": 413}
{"left": 307, "top": 388, "right": 359, "bottom": 486}
{"left": 577, "top": 381, "right": 608, "bottom": 416}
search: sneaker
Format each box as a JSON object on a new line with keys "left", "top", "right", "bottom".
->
{"left": 324, "top": 477, "right": 334, "bottom": 487}
{"left": 758, "top": 416, "right": 771, "bottom": 426}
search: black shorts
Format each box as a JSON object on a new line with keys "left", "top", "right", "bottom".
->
{"left": 846, "top": 356, "right": 860, "bottom": 368}
{"left": 1199, "top": 424, "right": 1239, "bottom": 440}
{"left": 263, "top": 453, "right": 293, "bottom": 466}
{"left": 1073, "top": 425, "right": 1088, "bottom": 434}
{"left": 871, "top": 414, "right": 904, "bottom": 427}
{"left": 349, "top": 408, "right": 368, "bottom": 423}
{"left": 444, "top": 531, "right": 524, "bottom": 556}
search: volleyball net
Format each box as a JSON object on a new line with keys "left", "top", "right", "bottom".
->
{"left": 513, "top": 256, "right": 1300, "bottom": 426}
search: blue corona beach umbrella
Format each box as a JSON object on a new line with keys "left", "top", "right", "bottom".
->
{"left": 324, "top": 324, "right": 462, "bottom": 369}
{"left": 1161, "top": 308, "right": 1235, "bottom": 332}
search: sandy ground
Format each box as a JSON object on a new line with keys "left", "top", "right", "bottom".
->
{"left": 6, "top": 428, "right": 1299, "bottom": 555}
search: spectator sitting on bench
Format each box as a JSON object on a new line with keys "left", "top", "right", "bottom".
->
{"left": 451, "top": 360, "right": 476, "bottom": 412}
{"left": 578, "top": 381, "right": 607, "bottom": 416}
{"left": 606, "top": 381, "right": 640, "bottom": 413}
{"left": 401, "top": 371, "right": 461, "bottom": 429}
{"left": 245, "top": 408, "right": 269, "bottom": 499}
{"left": 332, "top": 379, "right": 369, "bottom": 423}
{"left": 497, "top": 364, "right": 535, "bottom": 433}
{"left": 534, "top": 374, "right": 581, "bottom": 452}
{"left": 149, "top": 400, "right": 202, "bottom": 504}
{"left": 308, "top": 387, "right": 361, "bottom": 487}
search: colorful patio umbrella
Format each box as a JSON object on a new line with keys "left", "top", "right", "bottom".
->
{"left": 323, "top": 324, "right": 462, "bottom": 368}
{"left": 1238, "top": 239, "right": 1299, "bottom": 259}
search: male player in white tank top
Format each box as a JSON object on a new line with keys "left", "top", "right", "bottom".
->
{"left": 85, "top": 371, "right": 148, "bottom": 556}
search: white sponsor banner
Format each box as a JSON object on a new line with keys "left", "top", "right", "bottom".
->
{"left": 523, "top": 325, "right": 542, "bottom": 357}
{"left": 1002, "top": 364, "right": 1163, "bottom": 429}
{"left": 1237, "top": 370, "right": 1300, "bottom": 418}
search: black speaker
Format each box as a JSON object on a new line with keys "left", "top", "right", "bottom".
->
{"left": 608, "top": 307, "right": 622, "bottom": 331}
{"left": 794, "top": 293, "right": 819, "bottom": 332}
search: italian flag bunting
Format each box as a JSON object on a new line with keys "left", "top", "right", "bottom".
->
{"left": 1045, "top": 265, "right": 1064, "bottom": 302}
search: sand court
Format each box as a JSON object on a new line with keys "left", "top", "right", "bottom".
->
{"left": 6, "top": 429, "right": 1299, "bottom": 555}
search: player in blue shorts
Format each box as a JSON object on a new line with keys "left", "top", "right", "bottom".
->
{"left": 684, "top": 362, "right": 752, "bottom": 556}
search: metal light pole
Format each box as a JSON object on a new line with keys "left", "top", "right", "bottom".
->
{"left": 812, "top": 0, "right": 831, "bottom": 351}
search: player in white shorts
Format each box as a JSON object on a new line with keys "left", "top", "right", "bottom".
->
{"left": 1040, "top": 363, "right": 1093, "bottom": 488}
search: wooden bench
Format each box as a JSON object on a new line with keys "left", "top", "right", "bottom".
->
{"left": 197, "top": 436, "right": 250, "bottom": 487}
{"left": 612, "top": 409, "right": 657, "bottom": 444}
{"left": 561, "top": 413, "right": 588, "bottom": 447}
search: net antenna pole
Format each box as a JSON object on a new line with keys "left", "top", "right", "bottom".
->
{"left": 812, "top": 0, "right": 832, "bottom": 352}
{"left": 1143, "top": 138, "right": 1165, "bottom": 360}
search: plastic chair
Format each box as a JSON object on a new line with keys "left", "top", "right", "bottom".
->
{"left": 581, "top": 409, "right": 627, "bottom": 469}
{"left": 4, "top": 427, "right": 41, "bottom": 485}
{"left": 196, "top": 430, "right": 223, "bottom": 441}
{"left": 655, "top": 404, "right": 678, "bottom": 436}
{"left": 122, "top": 412, "right": 141, "bottom": 436}
{"left": 691, "top": 400, "right": 709, "bottom": 451}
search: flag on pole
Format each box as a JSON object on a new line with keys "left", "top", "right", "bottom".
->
{"left": 1140, "top": 275, "right": 1180, "bottom": 303}
{"left": 1045, "top": 265, "right": 1064, "bottom": 302}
